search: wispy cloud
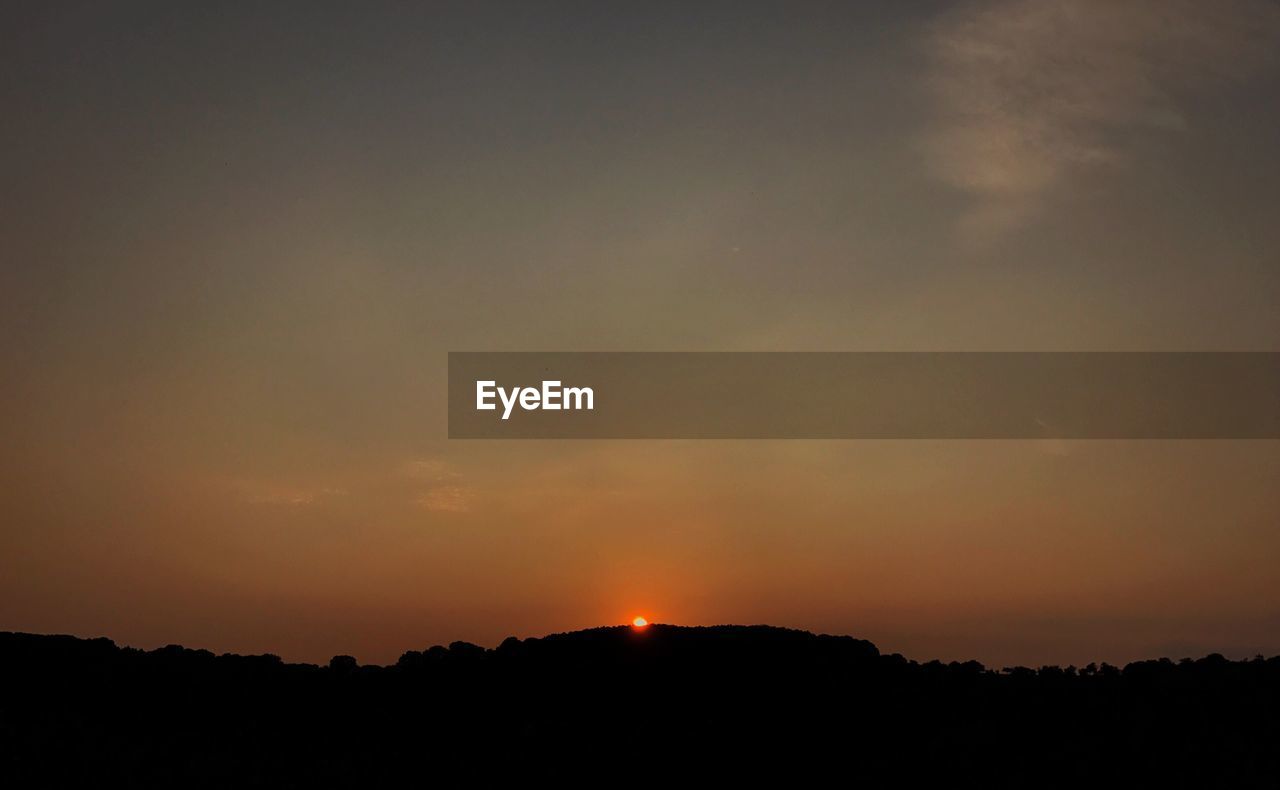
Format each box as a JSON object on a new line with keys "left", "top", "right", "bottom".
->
{"left": 414, "top": 486, "right": 475, "bottom": 513}
{"left": 231, "top": 480, "right": 347, "bottom": 507}
{"left": 923, "top": 0, "right": 1280, "bottom": 239}
{"left": 402, "top": 459, "right": 475, "bottom": 513}
{"left": 401, "top": 459, "right": 461, "bottom": 483}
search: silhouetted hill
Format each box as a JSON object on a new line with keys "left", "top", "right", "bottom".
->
{"left": 2, "top": 626, "right": 1278, "bottom": 785}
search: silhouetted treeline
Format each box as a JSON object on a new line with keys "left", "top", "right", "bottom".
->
{"left": 2, "top": 625, "right": 1278, "bottom": 786}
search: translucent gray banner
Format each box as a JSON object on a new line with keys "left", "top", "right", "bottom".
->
{"left": 448, "top": 352, "right": 1280, "bottom": 439}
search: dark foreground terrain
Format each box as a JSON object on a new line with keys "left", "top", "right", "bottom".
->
{"left": 2, "top": 625, "right": 1278, "bottom": 785}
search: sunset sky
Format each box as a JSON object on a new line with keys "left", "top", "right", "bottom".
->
{"left": 2, "top": 0, "right": 1278, "bottom": 667}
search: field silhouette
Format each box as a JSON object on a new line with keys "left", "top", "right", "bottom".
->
{"left": 3, "top": 624, "right": 1277, "bottom": 785}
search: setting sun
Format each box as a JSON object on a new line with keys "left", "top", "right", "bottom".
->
{"left": 632, "top": 617, "right": 649, "bottom": 628}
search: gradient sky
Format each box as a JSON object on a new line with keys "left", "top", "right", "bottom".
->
{"left": 2, "top": 0, "right": 1278, "bottom": 667}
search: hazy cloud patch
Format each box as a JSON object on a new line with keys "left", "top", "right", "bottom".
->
{"left": 402, "top": 459, "right": 461, "bottom": 483}
{"left": 923, "top": 0, "right": 1280, "bottom": 240}
{"left": 231, "top": 480, "right": 348, "bottom": 507}
{"left": 414, "top": 486, "right": 476, "bottom": 514}
{"left": 403, "top": 459, "right": 474, "bottom": 513}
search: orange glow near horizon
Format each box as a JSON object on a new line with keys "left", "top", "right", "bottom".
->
{"left": 632, "top": 617, "right": 649, "bottom": 628}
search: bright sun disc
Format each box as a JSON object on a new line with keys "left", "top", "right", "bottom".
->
{"left": 632, "top": 617, "right": 648, "bottom": 628}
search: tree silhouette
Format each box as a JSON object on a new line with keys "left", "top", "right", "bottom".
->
{"left": 2, "top": 625, "right": 1278, "bottom": 784}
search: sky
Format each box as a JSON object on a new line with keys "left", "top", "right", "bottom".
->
{"left": 2, "top": 0, "right": 1278, "bottom": 667}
